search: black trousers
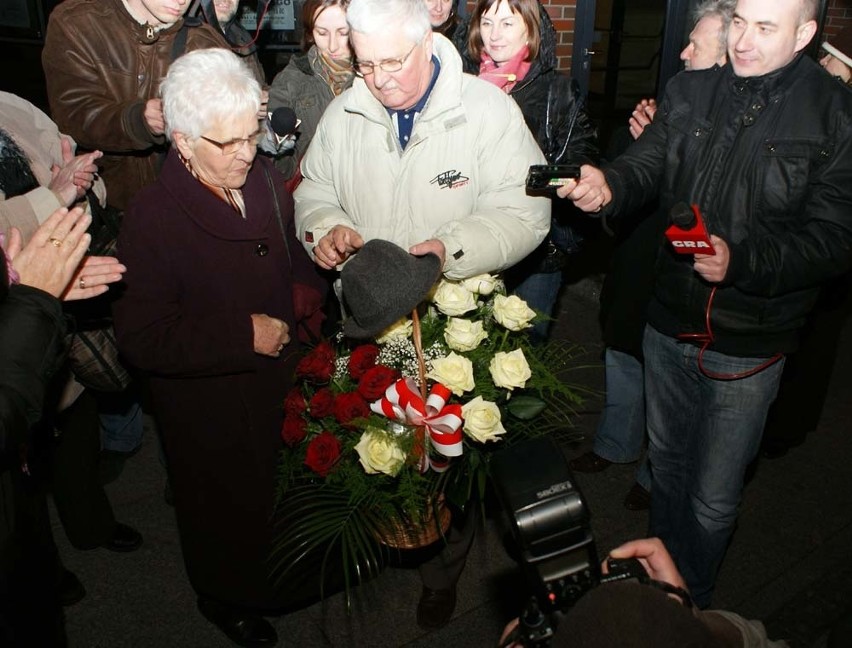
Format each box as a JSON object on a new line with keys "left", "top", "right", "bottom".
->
{"left": 49, "top": 390, "right": 116, "bottom": 548}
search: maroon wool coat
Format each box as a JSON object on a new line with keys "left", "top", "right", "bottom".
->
{"left": 113, "top": 151, "right": 324, "bottom": 609}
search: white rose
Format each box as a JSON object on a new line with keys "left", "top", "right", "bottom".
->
{"left": 443, "top": 318, "right": 488, "bottom": 352}
{"left": 427, "top": 352, "right": 475, "bottom": 396}
{"left": 489, "top": 349, "right": 531, "bottom": 390}
{"left": 354, "top": 428, "right": 406, "bottom": 476}
{"left": 492, "top": 294, "right": 536, "bottom": 331}
{"left": 460, "top": 274, "right": 498, "bottom": 296}
{"left": 461, "top": 396, "right": 506, "bottom": 443}
{"left": 376, "top": 317, "right": 413, "bottom": 343}
{"left": 432, "top": 280, "right": 477, "bottom": 316}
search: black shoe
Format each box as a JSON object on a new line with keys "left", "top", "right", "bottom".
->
{"left": 568, "top": 451, "right": 614, "bottom": 473}
{"left": 102, "top": 522, "right": 143, "bottom": 552}
{"left": 623, "top": 483, "right": 651, "bottom": 511}
{"left": 417, "top": 586, "right": 456, "bottom": 630}
{"left": 58, "top": 568, "right": 86, "bottom": 606}
{"left": 197, "top": 597, "right": 278, "bottom": 647}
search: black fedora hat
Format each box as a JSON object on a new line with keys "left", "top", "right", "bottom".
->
{"left": 341, "top": 239, "right": 442, "bottom": 339}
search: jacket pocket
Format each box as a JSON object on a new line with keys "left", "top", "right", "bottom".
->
{"left": 756, "top": 139, "right": 832, "bottom": 218}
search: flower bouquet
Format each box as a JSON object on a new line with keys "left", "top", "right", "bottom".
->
{"left": 272, "top": 242, "right": 586, "bottom": 598}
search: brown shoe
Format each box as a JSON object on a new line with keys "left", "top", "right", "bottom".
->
{"left": 623, "top": 483, "right": 651, "bottom": 511}
{"left": 568, "top": 451, "right": 614, "bottom": 473}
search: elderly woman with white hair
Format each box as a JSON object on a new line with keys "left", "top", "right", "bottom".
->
{"left": 113, "top": 48, "right": 326, "bottom": 647}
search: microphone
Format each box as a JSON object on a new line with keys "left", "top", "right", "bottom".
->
{"left": 268, "top": 106, "right": 298, "bottom": 146}
{"left": 665, "top": 202, "right": 715, "bottom": 255}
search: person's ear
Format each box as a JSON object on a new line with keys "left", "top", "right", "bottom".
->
{"left": 794, "top": 20, "right": 817, "bottom": 53}
{"left": 172, "top": 131, "right": 193, "bottom": 161}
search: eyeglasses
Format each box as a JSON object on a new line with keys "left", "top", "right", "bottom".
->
{"left": 354, "top": 40, "right": 420, "bottom": 77}
{"left": 199, "top": 128, "right": 263, "bottom": 155}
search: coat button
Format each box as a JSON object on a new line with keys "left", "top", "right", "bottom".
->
{"left": 743, "top": 114, "right": 755, "bottom": 126}
{"left": 255, "top": 243, "right": 269, "bottom": 257}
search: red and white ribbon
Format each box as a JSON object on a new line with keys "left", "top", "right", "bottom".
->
{"left": 371, "top": 378, "right": 464, "bottom": 472}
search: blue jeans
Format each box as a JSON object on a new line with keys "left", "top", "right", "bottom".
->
{"left": 97, "top": 389, "right": 144, "bottom": 454}
{"left": 593, "top": 347, "right": 651, "bottom": 491}
{"left": 643, "top": 325, "right": 784, "bottom": 608}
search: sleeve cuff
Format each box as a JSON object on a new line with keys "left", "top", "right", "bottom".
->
{"left": 27, "top": 187, "right": 65, "bottom": 223}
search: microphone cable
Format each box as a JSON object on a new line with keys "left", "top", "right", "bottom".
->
{"left": 677, "top": 286, "right": 784, "bottom": 380}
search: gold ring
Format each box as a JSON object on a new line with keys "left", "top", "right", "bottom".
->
{"left": 79, "top": 276, "right": 86, "bottom": 290}
{"left": 49, "top": 237, "right": 63, "bottom": 247}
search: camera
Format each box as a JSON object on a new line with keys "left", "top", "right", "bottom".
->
{"left": 526, "top": 165, "right": 581, "bottom": 191}
{"left": 490, "top": 437, "right": 649, "bottom": 647}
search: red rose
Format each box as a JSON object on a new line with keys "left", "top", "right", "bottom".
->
{"left": 296, "top": 341, "right": 336, "bottom": 383}
{"left": 348, "top": 344, "right": 379, "bottom": 379}
{"left": 309, "top": 387, "right": 335, "bottom": 419}
{"left": 357, "top": 365, "right": 399, "bottom": 401}
{"left": 283, "top": 388, "right": 307, "bottom": 417}
{"left": 333, "top": 391, "right": 370, "bottom": 428}
{"left": 304, "top": 430, "right": 342, "bottom": 477}
{"left": 281, "top": 415, "right": 308, "bottom": 447}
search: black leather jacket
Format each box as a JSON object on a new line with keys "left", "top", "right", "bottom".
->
{"left": 604, "top": 55, "right": 852, "bottom": 356}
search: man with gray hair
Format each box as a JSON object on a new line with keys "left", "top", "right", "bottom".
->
{"left": 294, "top": 0, "right": 549, "bottom": 630}
{"left": 629, "top": 0, "right": 734, "bottom": 138}
{"left": 294, "top": 0, "right": 549, "bottom": 281}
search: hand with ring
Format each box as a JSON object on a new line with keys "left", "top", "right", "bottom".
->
{"left": 64, "top": 255, "right": 127, "bottom": 301}
{"left": 7, "top": 206, "right": 92, "bottom": 298}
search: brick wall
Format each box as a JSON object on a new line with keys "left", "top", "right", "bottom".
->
{"left": 825, "top": 0, "right": 852, "bottom": 39}
{"left": 540, "top": 1, "right": 577, "bottom": 72}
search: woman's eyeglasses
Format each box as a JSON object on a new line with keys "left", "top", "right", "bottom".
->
{"left": 199, "top": 128, "right": 263, "bottom": 155}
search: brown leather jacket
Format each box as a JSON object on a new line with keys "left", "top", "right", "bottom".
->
{"left": 42, "top": 0, "right": 227, "bottom": 210}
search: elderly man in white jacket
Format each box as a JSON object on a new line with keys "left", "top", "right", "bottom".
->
{"left": 294, "top": 0, "right": 550, "bottom": 631}
{"left": 294, "top": 0, "right": 550, "bottom": 281}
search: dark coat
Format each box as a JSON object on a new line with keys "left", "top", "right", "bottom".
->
{"left": 268, "top": 47, "right": 354, "bottom": 181}
{"left": 604, "top": 56, "right": 852, "bottom": 356}
{"left": 113, "top": 151, "right": 325, "bottom": 609}
{"left": 0, "top": 281, "right": 65, "bottom": 461}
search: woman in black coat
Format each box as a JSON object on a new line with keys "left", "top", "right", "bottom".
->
{"left": 1, "top": 206, "right": 108, "bottom": 646}
{"left": 454, "top": 0, "right": 597, "bottom": 340}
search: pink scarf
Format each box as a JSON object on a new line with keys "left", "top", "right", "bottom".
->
{"left": 478, "top": 45, "right": 531, "bottom": 93}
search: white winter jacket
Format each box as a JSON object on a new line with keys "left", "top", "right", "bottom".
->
{"left": 294, "top": 34, "right": 550, "bottom": 280}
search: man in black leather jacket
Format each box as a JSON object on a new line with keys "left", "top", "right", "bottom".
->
{"left": 559, "top": 0, "right": 852, "bottom": 608}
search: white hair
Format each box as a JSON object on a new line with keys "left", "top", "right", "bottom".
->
{"left": 346, "top": 0, "right": 430, "bottom": 43}
{"left": 160, "top": 48, "right": 261, "bottom": 141}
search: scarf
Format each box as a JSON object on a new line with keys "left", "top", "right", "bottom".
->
{"left": 311, "top": 46, "right": 355, "bottom": 97}
{"left": 478, "top": 45, "right": 532, "bottom": 93}
{"left": 0, "top": 127, "right": 40, "bottom": 199}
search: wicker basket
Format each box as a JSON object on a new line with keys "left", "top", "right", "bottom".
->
{"left": 375, "top": 496, "right": 452, "bottom": 550}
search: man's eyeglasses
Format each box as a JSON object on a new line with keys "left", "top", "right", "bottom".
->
{"left": 199, "top": 128, "right": 263, "bottom": 155}
{"left": 354, "top": 40, "right": 420, "bottom": 77}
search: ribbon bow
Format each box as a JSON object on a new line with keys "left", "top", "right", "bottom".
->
{"left": 371, "top": 378, "right": 464, "bottom": 472}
